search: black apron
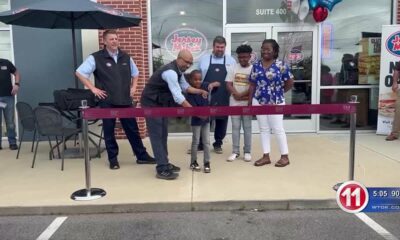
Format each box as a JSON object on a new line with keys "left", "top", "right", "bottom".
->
{"left": 203, "top": 55, "right": 229, "bottom": 107}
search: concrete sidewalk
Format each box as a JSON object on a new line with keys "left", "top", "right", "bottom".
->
{"left": 0, "top": 133, "right": 399, "bottom": 215}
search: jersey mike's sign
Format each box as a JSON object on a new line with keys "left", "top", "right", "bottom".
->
{"left": 377, "top": 25, "right": 400, "bottom": 135}
{"left": 385, "top": 31, "right": 400, "bottom": 57}
{"left": 164, "top": 28, "right": 208, "bottom": 60}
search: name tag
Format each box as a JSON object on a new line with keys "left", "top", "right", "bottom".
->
{"left": 1, "top": 66, "right": 7, "bottom": 70}
{"left": 122, "top": 62, "right": 128, "bottom": 66}
{"left": 106, "top": 62, "right": 112, "bottom": 67}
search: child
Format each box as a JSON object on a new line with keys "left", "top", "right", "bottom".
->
{"left": 226, "top": 44, "right": 253, "bottom": 162}
{"left": 186, "top": 70, "right": 220, "bottom": 173}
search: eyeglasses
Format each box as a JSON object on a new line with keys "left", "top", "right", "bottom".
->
{"left": 180, "top": 57, "right": 193, "bottom": 66}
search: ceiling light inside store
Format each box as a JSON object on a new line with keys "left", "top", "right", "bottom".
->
{"left": 181, "top": 22, "right": 187, "bottom": 26}
{"left": 179, "top": 11, "right": 186, "bottom": 15}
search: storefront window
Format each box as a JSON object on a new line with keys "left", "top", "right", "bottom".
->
{"left": 319, "top": 0, "right": 392, "bottom": 130}
{"left": 151, "top": 0, "right": 223, "bottom": 132}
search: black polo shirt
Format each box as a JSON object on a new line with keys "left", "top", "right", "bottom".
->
{"left": 0, "top": 58, "right": 17, "bottom": 97}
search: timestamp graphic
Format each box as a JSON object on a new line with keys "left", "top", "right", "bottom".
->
{"left": 363, "top": 187, "right": 400, "bottom": 212}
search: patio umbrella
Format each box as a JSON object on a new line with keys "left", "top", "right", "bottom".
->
{"left": 0, "top": 0, "right": 141, "bottom": 88}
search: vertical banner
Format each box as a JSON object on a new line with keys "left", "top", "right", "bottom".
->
{"left": 377, "top": 25, "right": 400, "bottom": 135}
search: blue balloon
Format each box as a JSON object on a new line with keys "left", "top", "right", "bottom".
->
{"left": 309, "top": 0, "right": 342, "bottom": 11}
{"left": 308, "top": 0, "right": 319, "bottom": 10}
{"left": 320, "top": 0, "right": 342, "bottom": 11}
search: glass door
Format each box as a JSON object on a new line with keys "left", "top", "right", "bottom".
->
{"left": 272, "top": 26, "right": 318, "bottom": 132}
{"left": 225, "top": 25, "right": 318, "bottom": 132}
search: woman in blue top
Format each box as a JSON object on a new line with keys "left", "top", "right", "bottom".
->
{"left": 248, "top": 39, "right": 294, "bottom": 167}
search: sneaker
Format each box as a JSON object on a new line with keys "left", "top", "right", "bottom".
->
{"left": 168, "top": 163, "right": 181, "bottom": 172}
{"left": 190, "top": 161, "right": 201, "bottom": 171}
{"left": 9, "top": 144, "right": 18, "bottom": 150}
{"left": 213, "top": 146, "right": 223, "bottom": 154}
{"left": 0, "top": 146, "right": 2, "bottom": 150}
{"left": 227, "top": 153, "right": 239, "bottom": 162}
{"left": 204, "top": 162, "right": 211, "bottom": 173}
{"left": 136, "top": 154, "right": 156, "bottom": 164}
{"left": 244, "top": 153, "right": 252, "bottom": 162}
{"left": 156, "top": 170, "right": 179, "bottom": 180}
{"left": 109, "top": 161, "right": 120, "bottom": 170}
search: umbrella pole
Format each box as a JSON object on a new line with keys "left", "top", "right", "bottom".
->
{"left": 72, "top": 26, "right": 79, "bottom": 88}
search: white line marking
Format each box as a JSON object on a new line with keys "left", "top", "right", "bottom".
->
{"left": 355, "top": 213, "right": 399, "bottom": 240}
{"left": 36, "top": 216, "right": 68, "bottom": 240}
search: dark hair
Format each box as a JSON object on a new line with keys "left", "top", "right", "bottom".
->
{"left": 190, "top": 69, "right": 202, "bottom": 80}
{"left": 262, "top": 39, "right": 280, "bottom": 59}
{"left": 103, "top": 29, "right": 117, "bottom": 39}
{"left": 236, "top": 44, "right": 253, "bottom": 54}
{"left": 213, "top": 36, "right": 226, "bottom": 46}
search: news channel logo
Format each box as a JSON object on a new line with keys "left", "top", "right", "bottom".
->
{"left": 336, "top": 181, "right": 400, "bottom": 213}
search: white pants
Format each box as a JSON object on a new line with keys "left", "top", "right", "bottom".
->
{"left": 253, "top": 98, "right": 289, "bottom": 155}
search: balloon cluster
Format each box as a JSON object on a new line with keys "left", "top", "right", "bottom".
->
{"left": 309, "top": 0, "right": 342, "bottom": 22}
{"left": 287, "top": 0, "right": 342, "bottom": 22}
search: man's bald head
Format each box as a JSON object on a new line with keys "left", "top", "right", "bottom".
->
{"left": 177, "top": 50, "right": 193, "bottom": 60}
{"left": 176, "top": 50, "right": 193, "bottom": 72}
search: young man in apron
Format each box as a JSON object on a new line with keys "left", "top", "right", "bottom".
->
{"left": 197, "top": 36, "right": 236, "bottom": 154}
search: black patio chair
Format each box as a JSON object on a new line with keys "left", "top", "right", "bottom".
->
{"left": 32, "top": 106, "right": 80, "bottom": 171}
{"left": 16, "top": 102, "right": 36, "bottom": 159}
{"left": 17, "top": 102, "right": 61, "bottom": 160}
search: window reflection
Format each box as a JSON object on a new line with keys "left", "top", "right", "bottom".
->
{"left": 151, "top": 0, "right": 223, "bottom": 133}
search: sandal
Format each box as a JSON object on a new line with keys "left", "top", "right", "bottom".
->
{"left": 386, "top": 133, "right": 398, "bottom": 141}
{"left": 275, "top": 158, "right": 290, "bottom": 167}
{"left": 254, "top": 154, "right": 271, "bottom": 167}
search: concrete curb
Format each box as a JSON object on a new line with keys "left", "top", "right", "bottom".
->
{"left": 0, "top": 199, "right": 339, "bottom": 216}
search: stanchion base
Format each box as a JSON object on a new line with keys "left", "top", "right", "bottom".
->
{"left": 333, "top": 182, "right": 343, "bottom": 191}
{"left": 71, "top": 188, "right": 106, "bottom": 201}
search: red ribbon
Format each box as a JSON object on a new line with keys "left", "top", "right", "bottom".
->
{"left": 82, "top": 104, "right": 357, "bottom": 120}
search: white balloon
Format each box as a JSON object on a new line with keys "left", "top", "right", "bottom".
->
{"left": 290, "top": 0, "right": 301, "bottom": 14}
{"left": 298, "top": 0, "right": 310, "bottom": 21}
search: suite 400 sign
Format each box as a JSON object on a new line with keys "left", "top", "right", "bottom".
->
{"left": 164, "top": 28, "right": 208, "bottom": 60}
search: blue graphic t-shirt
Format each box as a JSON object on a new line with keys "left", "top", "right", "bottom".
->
{"left": 249, "top": 60, "right": 293, "bottom": 105}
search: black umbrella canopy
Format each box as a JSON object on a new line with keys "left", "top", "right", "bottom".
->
{"left": 0, "top": 0, "right": 141, "bottom": 29}
{"left": 0, "top": 0, "right": 142, "bottom": 88}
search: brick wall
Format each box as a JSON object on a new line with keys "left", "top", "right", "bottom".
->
{"left": 98, "top": 0, "right": 149, "bottom": 139}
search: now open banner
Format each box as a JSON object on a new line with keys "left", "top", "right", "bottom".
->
{"left": 377, "top": 25, "right": 400, "bottom": 135}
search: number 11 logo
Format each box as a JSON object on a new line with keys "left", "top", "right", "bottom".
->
{"left": 336, "top": 181, "right": 369, "bottom": 213}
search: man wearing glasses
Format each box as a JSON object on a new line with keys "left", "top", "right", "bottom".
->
{"left": 141, "top": 50, "right": 208, "bottom": 180}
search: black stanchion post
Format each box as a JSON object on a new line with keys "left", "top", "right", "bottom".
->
{"left": 333, "top": 95, "right": 358, "bottom": 191}
{"left": 71, "top": 100, "right": 106, "bottom": 201}
{"left": 348, "top": 95, "right": 358, "bottom": 180}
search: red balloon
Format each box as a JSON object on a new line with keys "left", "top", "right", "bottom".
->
{"left": 313, "top": 6, "right": 328, "bottom": 22}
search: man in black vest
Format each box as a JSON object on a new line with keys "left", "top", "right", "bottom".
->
{"left": 141, "top": 50, "right": 208, "bottom": 180}
{"left": 76, "top": 29, "right": 155, "bottom": 170}
{"left": 0, "top": 58, "right": 20, "bottom": 150}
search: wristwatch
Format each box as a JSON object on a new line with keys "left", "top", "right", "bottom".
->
{"left": 15, "top": 82, "right": 20, "bottom": 86}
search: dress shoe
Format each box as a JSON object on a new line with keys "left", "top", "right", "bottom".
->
{"left": 9, "top": 144, "right": 18, "bottom": 150}
{"left": 254, "top": 154, "right": 271, "bottom": 167}
{"left": 136, "top": 154, "right": 156, "bottom": 164}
